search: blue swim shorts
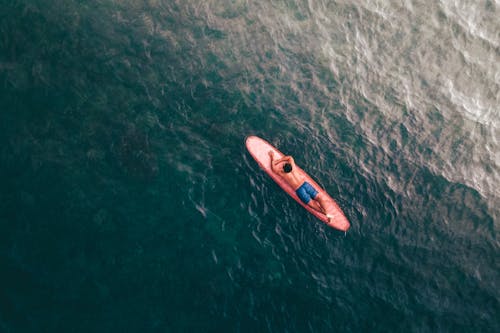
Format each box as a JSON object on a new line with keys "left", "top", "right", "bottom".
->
{"left": 296, "top": 182, "right": 319, "bottom": 204}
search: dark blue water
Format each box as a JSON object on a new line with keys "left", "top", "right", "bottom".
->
{"left": 1, "top": 1, "right": 498, "bottom": 332}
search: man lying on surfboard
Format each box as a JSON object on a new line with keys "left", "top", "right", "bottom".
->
{"left": 268, "top": 151, "right": 337, "bottom": 226}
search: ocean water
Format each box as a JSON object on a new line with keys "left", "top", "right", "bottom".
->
{"left": 0, "top": 0, "right": 498, "bottom": 332}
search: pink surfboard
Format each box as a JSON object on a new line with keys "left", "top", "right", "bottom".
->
{"left": 245, "top": 135, "right": 350, "bottom": 231}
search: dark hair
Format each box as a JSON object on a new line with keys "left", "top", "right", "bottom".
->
{"left": 283, "top": 163, "right": 292, "bottom": 173}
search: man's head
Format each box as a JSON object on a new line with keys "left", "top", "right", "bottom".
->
{"left": 283, "top": 163, "right": 292, "bottom": 173}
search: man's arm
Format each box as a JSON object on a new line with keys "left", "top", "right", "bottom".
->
{"left": 273, "top": 155, "right": 294, "bottom": 166}
{"left": 269, "top": 151, "right": 283, "bottom": 173}
{"left": 269, "top": 153, "right": 296, "bottom": 173}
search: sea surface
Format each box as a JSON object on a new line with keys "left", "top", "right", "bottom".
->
{"left": 1, "top": 0, "right": 499, "bottom": 332}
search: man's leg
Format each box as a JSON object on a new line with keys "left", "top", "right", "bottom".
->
{"left": 314, "top": 193, "right": 336, "bottom": 224}
{"left": 308, "top": 199, "right": 325, "bottom": 214}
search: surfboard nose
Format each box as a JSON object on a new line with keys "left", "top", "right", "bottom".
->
{"left": 338, "top": 218, "right": 350, "bottom": 231}
{"left": 323, "top": 201, "right": 350, "bottom": 231}
{"left": 327, "top": 213, "right": 350, "bottom": 231}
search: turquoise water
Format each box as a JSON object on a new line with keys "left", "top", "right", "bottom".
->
{"left": 1, "top": 0, "right": 498, "bottom": 331}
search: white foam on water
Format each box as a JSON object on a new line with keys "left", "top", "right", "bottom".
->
{"left": 439, "top": 0, "right": 500, "bottom": 49}
{"left": 445, "top": 80, "right": 498, "bottom": 128}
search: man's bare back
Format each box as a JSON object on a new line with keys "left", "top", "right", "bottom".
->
{"left": 268, "top": 151, "right": 304, "bottom": 190}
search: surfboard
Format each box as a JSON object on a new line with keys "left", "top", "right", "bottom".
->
{"left": 245, "top": 135, "right": 350, "bottom": 231}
